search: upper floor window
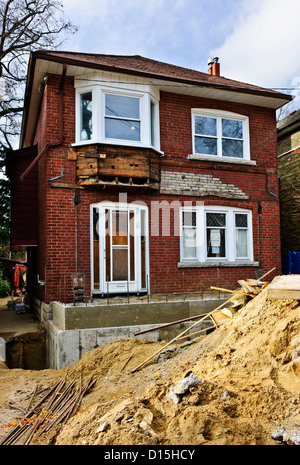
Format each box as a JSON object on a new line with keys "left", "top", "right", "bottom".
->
{"left": 105, "top": 94, "right": 141, "bottom": 142}
{"left": 75, "top": 81, "right": 160, "bottom": 151}
{"left": 192, "top": 109, "right": 250, "bottom": 161}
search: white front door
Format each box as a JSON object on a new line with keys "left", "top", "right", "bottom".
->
{"left": 91, "top": 203, "right": 149, "bottom": 294}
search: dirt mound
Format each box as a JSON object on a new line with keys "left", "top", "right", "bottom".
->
{"left": 1, "top": 283, "right": 300, "bottom": 445}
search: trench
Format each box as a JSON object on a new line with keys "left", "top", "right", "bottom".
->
{"left": 4, "top": 330, "right": 47, "bottom": 370}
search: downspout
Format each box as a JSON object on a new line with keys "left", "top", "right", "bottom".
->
{"left": 266, "top": 170, "right": 278, "bottom": 198}
{"left": 20, "top": 63, "right": 67, "bottom": 181}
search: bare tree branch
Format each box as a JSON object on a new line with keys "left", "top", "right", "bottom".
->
{"left": 0, "top": 0, "right": 77, "bottom": 149}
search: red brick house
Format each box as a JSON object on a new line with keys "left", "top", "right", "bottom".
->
{"left": 7, "top": 51, "right": 291, "bottom": 308}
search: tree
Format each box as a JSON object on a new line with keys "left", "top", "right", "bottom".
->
{"left": 0, "top": 0, "right": 77, "bottom": 151}
{"left": 0, "top": 1, "right": 77, "bottom": 257}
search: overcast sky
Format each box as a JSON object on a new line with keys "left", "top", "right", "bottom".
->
{"left": 62, "top": 0, "right": 300, "bottom": 107}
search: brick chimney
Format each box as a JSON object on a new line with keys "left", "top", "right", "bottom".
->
{"left": 208, "top": 57, "right": 220, "bottom": 76}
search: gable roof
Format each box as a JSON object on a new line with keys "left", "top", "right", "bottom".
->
{"left": 33, "top": 50, "right": 291, "bottom": 99}
{"left": 21, "top": 50, "right": 293, "bottom": 148}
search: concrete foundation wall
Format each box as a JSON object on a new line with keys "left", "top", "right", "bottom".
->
{"left": 47, "top": 299, "right": 225, "bottom": 369}
{"left": 52, "top": 299, "right": 224, "bottom": 331}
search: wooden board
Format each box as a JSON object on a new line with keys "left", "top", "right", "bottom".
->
{"left": 76, "top": 144, "right": 160, "bottom": 183}
{"left": 210, "top": 311, "right": 232, "bottom": 325}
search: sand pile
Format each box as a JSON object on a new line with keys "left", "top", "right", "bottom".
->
{"left": 0, "top": 283, "right": 300, "bottom": 445}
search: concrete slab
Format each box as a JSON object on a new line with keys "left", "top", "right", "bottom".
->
{"left": 267, "top": 275, "right": 300, "bottom": 300}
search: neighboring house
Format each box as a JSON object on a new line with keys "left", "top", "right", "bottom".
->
{"left": 7, "top": 51, "right": 291, "bottom": 312}
{"left": 277, "top": 110, "right": 300, "bottom": 273}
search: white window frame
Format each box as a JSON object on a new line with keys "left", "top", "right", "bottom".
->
{"left": 191, "top": 109, "right": 251, "bottom": 162}
{"left": 75, "top": 83, "right": 160, "bottom": 151}
{"left": 180, "top": 205, "right": 253, "bottom": 264}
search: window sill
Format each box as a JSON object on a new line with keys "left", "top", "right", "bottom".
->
{"left": 187, "top": 154, "right": 256, "bottom": 166}
{"left": 178, "top": 260, "right": 259, "bottom": 268}
{"left": 71, "top": 140, "right": 164, "bottom": 156}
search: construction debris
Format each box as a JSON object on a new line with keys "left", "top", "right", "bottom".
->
{"left": 131, "top": 270, "right": 275, "bottom": 373}
{"left": 167, "top": 376, "right": 201, "bottom": 405}
{"left": 1, "top": 269, "right": 300, "bottom": 446}
{"left": 0, "top": 376, "right": 95, "bottom": 445}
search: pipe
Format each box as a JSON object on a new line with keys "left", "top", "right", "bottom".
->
{"left": 20, "top": 63, "right": 67, "bottom": 181}
{"left": 266, "top": 170, "right": 278, "bottom": 198}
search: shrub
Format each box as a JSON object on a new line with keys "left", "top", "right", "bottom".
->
{"left": 0, "top": 265, "right": 10, "bottom": 296}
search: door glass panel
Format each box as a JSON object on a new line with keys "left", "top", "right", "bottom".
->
{"left": 105, "top": 209, "right": 110, "bottom": 281}
{"left": 93, "top": 208, "right": 100, "bottom": 288}
{"left": 141, "top": 209, "right": 146, "bottom": 289}
{"left": 130, "top": 211, "right": 135, "bottom": 281}
{"left": 112, "top": 211, "right": 128, "bottom": 245}
{"left": 112, "top": 248, "right": 128, "bottom": 281}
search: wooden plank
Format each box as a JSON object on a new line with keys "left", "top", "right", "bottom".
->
{"left": 211, "top": 286, "right": 251, "bottom": 297}
{"left": 210, "top": 311, "right": 231, "bottom": 325}
{"left": 50, "top": 182, "right": 85, "bottom": 189}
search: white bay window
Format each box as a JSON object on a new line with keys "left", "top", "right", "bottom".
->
{"left": 75, "top": 78, "right": 160, "bottom": 150}
{"left": 180, "top": 206, "right": 254, "bottom": 265}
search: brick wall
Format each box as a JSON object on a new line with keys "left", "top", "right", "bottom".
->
{"left": 33, "top": 76, "right": 281, "bottom": 303}
{"left": 278, "top": 149, "right": 300, "bottom": 252}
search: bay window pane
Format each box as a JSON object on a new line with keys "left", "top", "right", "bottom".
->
{"left": 80, "top": 92, "right": 92, "bottom": 141}
{"left": 222, "top": 119, "right": 243, "bottom": 139}
{"left": 195, "top": 136, "right": 217, "bottom": 155}
{"left": 105, "top": 94, "right": 140, "bottom": 119}
{"left": 150, "top": 100, "right": 156, "bottom": 147}
{"left": 195, "top": 116, "right": 217, "bottom": 136}
{"left": 105, "top": 118, "right": 140, "bottom": 141}
{"left": 236, "top": 229, "right": 248, "bottom": 258}
{"left": 222, "top": 139, "right": 243, "bottom": 158}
